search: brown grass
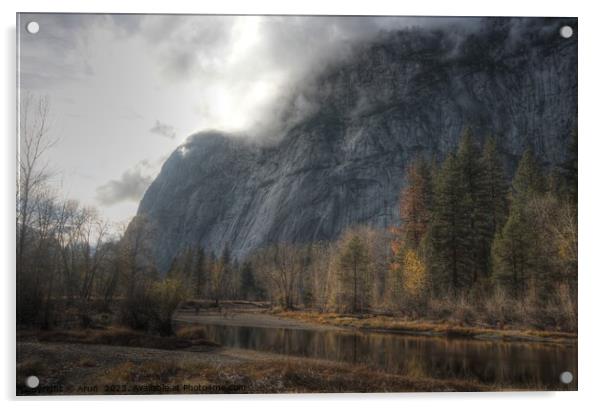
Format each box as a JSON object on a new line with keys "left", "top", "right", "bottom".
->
{"left": 275, "top": 311, "right": 577, "bottom": 343}
{"left": 20, "top": 326, "right": 219, "bottom": 351}
{"left": 174, "top": 325, "right": 207, "bottom": 340}
{"left": 97, "top": 358, "right": 491, "bottom": 393}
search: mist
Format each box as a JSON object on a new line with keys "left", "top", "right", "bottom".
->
{"left": 18, "top": 13, "right": 487, "bottom": 224}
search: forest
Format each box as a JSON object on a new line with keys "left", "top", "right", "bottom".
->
{"left": 17, "top": 95, "right": 578, "bottom": 336}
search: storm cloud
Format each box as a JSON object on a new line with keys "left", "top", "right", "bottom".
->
{"left": 18, "top": 13, "right": 486, "bottom": 224}
{"left": 20, "top": 14, "right": 483, "bottom": 140}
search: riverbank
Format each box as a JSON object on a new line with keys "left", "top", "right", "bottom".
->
{"left": 17, "top": 336, "right": 492, "bottom": 395}
{"left": 175, "top": 300, "right": 577, "bottom": 344}
{"left": 17, "top": 307, "right": 577, "bottom": 394}
{"left": 273, "top": 311, "right": 577, "bottom": 344}
{"left": 173, "top": 309, "right": 343, "bottom": 331}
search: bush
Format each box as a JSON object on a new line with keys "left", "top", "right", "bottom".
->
{"left": 148, "top": 278, "right": 190, "bottom": 336}
{"left": 120, "top": 278, "right": 189, "bottom": 336}
{"left": 120, "top": 283, "right": 155, "bottom": 332}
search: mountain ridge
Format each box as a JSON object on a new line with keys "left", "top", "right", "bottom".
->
{"left": 135, "top": 17, "right": 577, "bottom": 271}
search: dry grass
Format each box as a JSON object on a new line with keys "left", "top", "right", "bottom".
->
{"left": 97, "top": 358, "right": 491, "bottom": 393}
{"left": 20, "top": 326, "right": 219, "bottom": 351}
{"left": 174, "top": 325, "right": 207, "bottom": 340}
{"left": 275, "top": 311, "right": 576, "bottom": 343}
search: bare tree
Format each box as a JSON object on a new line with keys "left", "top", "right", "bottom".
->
{"left": 17, "top": 94, "right": 56, "bottom": 275}
{"left": 17, "top": 94, "right": 59, "bottom": 325}
{"left": 78, "top": 207, "right": 110, "bottom": 302}
{"left": 255, "top": 243, "right": 306, "bottom": 310}
{"left": 120, "top": 215, "right": 156, "bottom": 297}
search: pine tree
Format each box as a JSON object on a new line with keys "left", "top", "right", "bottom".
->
{"left": 478, "top": 136, "right": 508, "bottom": 276}
{"left": 553, "top": 129, "right": 578, "bottom": 203}
{"left": 456, "top": 128, "right": 488, "bottom": 284}
{"left": 180, "top": 246, "right": 194, "bottom": 282}
{"left": 240, "top": 261, "right": 256, "bottom": 300}
{"left": 493, "top": 149, "right": 545, "bottom": 297}
{"left": 338, "top": 235, "right": 371, "bottom": 313}
{"left": 193, "top": 246, "right": 206, "bottom": 299}
{"left": 512, "top": 148, "right": 546, "bottom": 202}
{"left": 207, "top": 250, "right": 224, "bottom": 306}
{"left": 217, "top": 245, "right": 232, "bottom": 301}
{"left": 491, "top": 205, "right": 535, "bottom": 297}
{"left": 567, "top": 129, "right": 578, "bottom": 204}
{"left": 166, "top": 253, "right": 181, "bottom": 279}
{"left": 429, "top": 154, "right": 472, "bottom": 295}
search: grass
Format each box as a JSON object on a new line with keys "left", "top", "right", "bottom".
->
{"left": 97, "top": 358, "right": 492, "bottom": 393}
{"left": 18, "top": 325, "right": 219, "bottom": 351}
{"left": 274, "top": 311, "right": 577, "bottom": 343}
{"left": 18, "top": 339, "right": 498, "bottom": 394}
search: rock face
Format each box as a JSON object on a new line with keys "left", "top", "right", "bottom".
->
{"left": 136, "top": 18, "right": 577, "bottom": 271}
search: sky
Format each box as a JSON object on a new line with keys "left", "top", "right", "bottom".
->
{"left": 17, "top": 13, "right": 477, "bottom": 227}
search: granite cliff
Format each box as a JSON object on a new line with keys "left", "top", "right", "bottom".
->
{"left": 135, "top": 18, "right": 577, "bottom": 270}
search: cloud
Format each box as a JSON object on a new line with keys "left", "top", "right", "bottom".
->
{"left": 148, "top": 15, "right": 486, "bottom": 140}
{"left": 19, "top": 14, "right": 488, "bottom": 143}
{"left": 96, "top": 160, "right": 155, "bottom": 205}
{"left": 149, "top": 120, "right": 176, "bottom": 139}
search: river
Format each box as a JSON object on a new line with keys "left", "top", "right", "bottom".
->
{"left": 193, "top": 321, "right": 577, "bottom": 390}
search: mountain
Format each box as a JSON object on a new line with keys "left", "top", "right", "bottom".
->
{"left": 135, "top": 17, "right": 577, "bottom": 271}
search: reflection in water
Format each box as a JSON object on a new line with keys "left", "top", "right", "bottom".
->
{"left": 199, "top": 324, "right": 577, "bottom": 389}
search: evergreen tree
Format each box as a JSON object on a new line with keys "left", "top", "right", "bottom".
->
{"left": 512, "top": 148, "right": 546, "bottom": 202}
{"left": 491, "top": 205, "right": 535, "bottom": 297}
{"left": 478, "top": 136, "right": 508, "bottom": 276}
{"left": 240, "top": 261, "right": 256, "bottom": 300}
{"left": 193, "top": 246, "right": 206, "bottom": 299}
{"left": 567, "top": 129, "right": 578, "bottom": 204}
{"left": 219, "top": 244, "right": 232, "bottom": 299}
{"left": 553, "top": 129, "right": 578, "bottom": 203}
{"left": 338, "top": 235, "right": 371, "bottom": 313}
{"left": 493, "top": 149, "right": 545, "bottom": 297}
{"left": 429, "top": 154, "right": 473, "bottom": 294}
{"left": 180, "top": 246, "right": 194, "bottom": 282}
{"left": 166, "top": 247, "right": 194, "bottom": 282}
{"left": 166, "top": 254, "right": 181, "bottom": 279}
{"left": 221, "top": 244, "right": 231, "bottom": 266}
{"left": 207, "top": 250, "right": 224, "bottom": 306}
{"left": 455, "top": 128, "right": 488, "bottom": 284}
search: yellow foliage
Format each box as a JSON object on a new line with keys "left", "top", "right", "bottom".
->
{"left": 402, "top": 249, "right": 426, "bottom": 297}
{"left": 150, "top": 278, "right": 189, "bottom": 318}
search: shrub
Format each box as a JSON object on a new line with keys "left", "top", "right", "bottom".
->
{"left": 120, "top": 278, "right": 189, "bottom": 336}
{"left": 148, "top": 278, "right": 190, "bottom": 336}
{"left": 120, "top": 282, "right": 155, "bottom": 332}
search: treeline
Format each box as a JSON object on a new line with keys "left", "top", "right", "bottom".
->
{"left": 17, "top": 95, "right": 577, "bottom": 334}
{"left": 386, "top": 129, "right": 577, "bottom": 329}
{"left": 165, "top": 226, "right": 390, "bottom": 314}
{"left": 17, "top": 95, "right": 188, "bottom": 335}
{"left": 162, "top": 244, "right": 265, "bottom": 305}
{"left": 168, "top": 126, "right": 578, "bottom": 332}
{"left": 192, "top": 128, "right": 576, "bottom": 331}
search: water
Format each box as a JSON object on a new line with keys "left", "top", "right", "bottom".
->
{"left": 198, "top": 323, "right": 577, "bottom": 390}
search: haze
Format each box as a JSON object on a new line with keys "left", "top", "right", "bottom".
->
{"left": 18, "top": 13, "right": 478, "bottom": 226}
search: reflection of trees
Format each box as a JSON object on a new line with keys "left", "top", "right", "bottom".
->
{"left": 196, "top": 323, "right": 574, "bottom": 388}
